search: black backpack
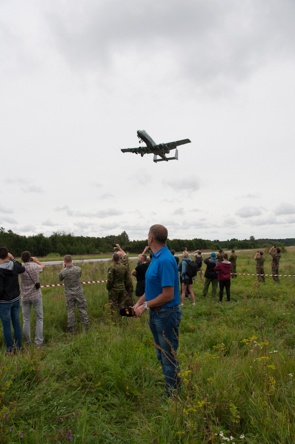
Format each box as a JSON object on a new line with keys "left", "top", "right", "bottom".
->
{"left": 186, "top": 261, "right": 198, "bottom": 278}
{"left": 195, "top": 256, "right": 202, "bottom": 268}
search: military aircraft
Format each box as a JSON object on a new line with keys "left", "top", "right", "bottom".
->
{"left": 121, "top": 130, "right": 191, "bottom": 163}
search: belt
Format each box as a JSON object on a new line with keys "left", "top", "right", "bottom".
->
{"left": 150, "top": 304, "right": 179, "bottom": 312}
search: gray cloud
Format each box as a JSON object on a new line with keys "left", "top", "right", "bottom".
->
{"left": 91, "top": 182, "right": 103, "bottom": 188}
{"left": 163, "top": 177, "right": 200, "bottom": 192}
{"left": 42, "top": 219, "right": 57, "bottom": 227}
{"left": 240, "top": 193, "right": 261, "bottom": 200}
{"left": 172, "top": 207, "right": 185, "bottom": 216}
{"left": 223, "top": 217, "right": 238, "bottom": 227}
{"left": 6, "top": 178, "right": 44, "bottom": 194}
{"left": 1, "top": 216, "right": 17, "bottom": 224}
{"left": 55, "top": 205, "right": 122, "bottom": 218}
{"left": 0, "top": 204, "right": 13, "bottom": 214}
{"left": 236, "top": 206, "right": 263, "bottom": 218}
{"left": 17, "top": 224, "right": 38, "bottom": 233}
{"left": 46, "top": 0, "right": 295, "bottom": 92}
{"left": 21, "top": 185, "right": 44, "bottom": 194}
{"left": 274, "top": 202, "right": 295, "bottom": 215}
{"left": 100, "top": 193, "right": 114, "bottom": 199}
{"left": 249, "top": 216, "right": 280, "bottom": 226}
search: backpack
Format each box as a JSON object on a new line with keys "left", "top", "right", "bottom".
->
{"left": 195, "top": 256, "right": 202, "bottom": 268}
{"left": 186, "top": 261, "right": 198, "bottom": 278}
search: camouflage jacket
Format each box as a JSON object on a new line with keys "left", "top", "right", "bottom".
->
{"left": 59, "top": 265, "right": 84, "bottom": 297}
{"left": 255, "top": 257, "right": 265, "bottom": 269}
{"left": 270, "top": 252, "right": 281, "bottom": 266}
{"left": 107, "top": 263, "right": 132, "bottom": 292}
{"left": 229, "top": 254, "right": 237, "bottom": 266}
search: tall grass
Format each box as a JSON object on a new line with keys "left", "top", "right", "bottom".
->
{"left": 0, "top": 249, "right": 295, "bottom": 443}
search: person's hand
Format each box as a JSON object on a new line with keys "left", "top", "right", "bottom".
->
{"left": 133, "top": 301, "right": 140, "bottom": 311}
{"left": 134, "top": 304, "right": 146, "bottom": 317}
{"left": 7, "top": 252, "right": 14, "bottom": 260}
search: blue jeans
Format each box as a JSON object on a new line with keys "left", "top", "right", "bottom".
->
{"left": 149, "top": 305, "right": 182, "bottom": 395}
{"left": 22, "top": 296, "right": 44, "bottom": 345}
{"left": 0, "top": 299, "right": 22, "bottom": 352}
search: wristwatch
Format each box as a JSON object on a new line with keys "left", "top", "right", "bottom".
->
{"left": 143, "top": 301, "right": 150, "bottom": 310}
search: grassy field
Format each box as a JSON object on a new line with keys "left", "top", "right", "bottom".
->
{"left": 0, "top": 248, "right": 295, "bottom": 443}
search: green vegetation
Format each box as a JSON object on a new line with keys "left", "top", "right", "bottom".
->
{"left": 0, "top": 249, "right": 295, "bottom": 443}
{"left": 1, "top": 226, "right": 295, "bottom": 256}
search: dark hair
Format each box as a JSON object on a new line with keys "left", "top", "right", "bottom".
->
{"left": 21, "top": 251, "right": 31, "bottom": 263}
{"left": 223, "top": 253, "right": 228, "bottom": 260}
{"left": 149, "top": 224, "right": 168, "bottom": 244}
{"left": 0, "top": 247, "right": 8, "bottom": 260}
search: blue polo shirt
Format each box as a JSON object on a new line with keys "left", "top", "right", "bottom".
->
{"left": 145, "top": 245, "right": 180, "bottom": 307}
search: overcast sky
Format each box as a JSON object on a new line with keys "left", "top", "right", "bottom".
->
{"left": 1, "top": 0, "right": 294, "bottom": 242}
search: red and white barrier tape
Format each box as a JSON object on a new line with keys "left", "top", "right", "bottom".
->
{"left": 231, "top": 273, "right": 295, "bottom": 277}
{"left": 41, "top": 279, "right": 108, "bottom": 289}
{"left": 40, "top": 274, "right": 295, "bottom": 289}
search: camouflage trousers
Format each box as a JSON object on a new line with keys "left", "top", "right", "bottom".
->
{"left": 271, "top": 266, "right": 279, "bottom": 282}
{"left": 231, "top": 265, "right": 237, "bottom": 278}
{"left": 256, "top": 267, "right": 265, "bottom": 282}
{"left": 66, "top": 294, "right": 89, "bottom": 328}
{"left": 108, "top": 289, "right": 126, "bottom": 312}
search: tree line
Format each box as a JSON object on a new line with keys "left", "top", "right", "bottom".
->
{"left": 0, "top": 227, "right": 294, "bottom": 257}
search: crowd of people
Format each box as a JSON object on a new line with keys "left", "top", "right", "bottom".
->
{"left": 0, "top": 247, "right": 90, "bottom": 355}
{"left": 0, "top": 234, "right": 283, "bottom": 396}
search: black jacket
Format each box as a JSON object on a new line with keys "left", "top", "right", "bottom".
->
{"left": 204, "top": 258, "right": 218, "bottom": 279}
{"left": 0, "top": 260, "right": 25, "bottom": 302}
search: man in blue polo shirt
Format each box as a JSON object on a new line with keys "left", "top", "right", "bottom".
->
{"left": 134, "top": 224, "right": 182, "bottom": 396}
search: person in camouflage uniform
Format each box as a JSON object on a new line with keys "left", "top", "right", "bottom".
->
{"left": 269, "top": 246, "right": 281, "bottom": 283}
{"left": 114, "top": 244, "right": 134, "bottom": 305}
{"left": 229, "top": 249, "right": 237, "bottom": 278}
{"left": 59, "top": 255, "right": 89, "bottom": 333}
{"left": 216, "top": 249, "right": 224, "bottom": 262}
{"left": 254, "top": 251, "right": 265, "bottom": 282}
{"left": 107, "top": 253, "right": 133, "bottom": 312}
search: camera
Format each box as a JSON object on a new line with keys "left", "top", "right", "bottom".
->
{"left": 120, "top": 306, "right": 136, "bottom": 317}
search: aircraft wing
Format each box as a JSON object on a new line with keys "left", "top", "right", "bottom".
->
{"left": 161, "top": 138, "right": 191, "bottom": 150}
{"left": 121, "top": 146, "right": 151, "bottom": 155}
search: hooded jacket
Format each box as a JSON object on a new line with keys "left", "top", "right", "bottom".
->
{"left": 214, "top": 261, "right": 232, "bottom": 281}
{"left": 0, "top": 260, "right": 25, "bottom": 303}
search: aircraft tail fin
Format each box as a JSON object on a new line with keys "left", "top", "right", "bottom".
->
{"left": 153, "top": 149, "right": 179, "bottom": 163}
